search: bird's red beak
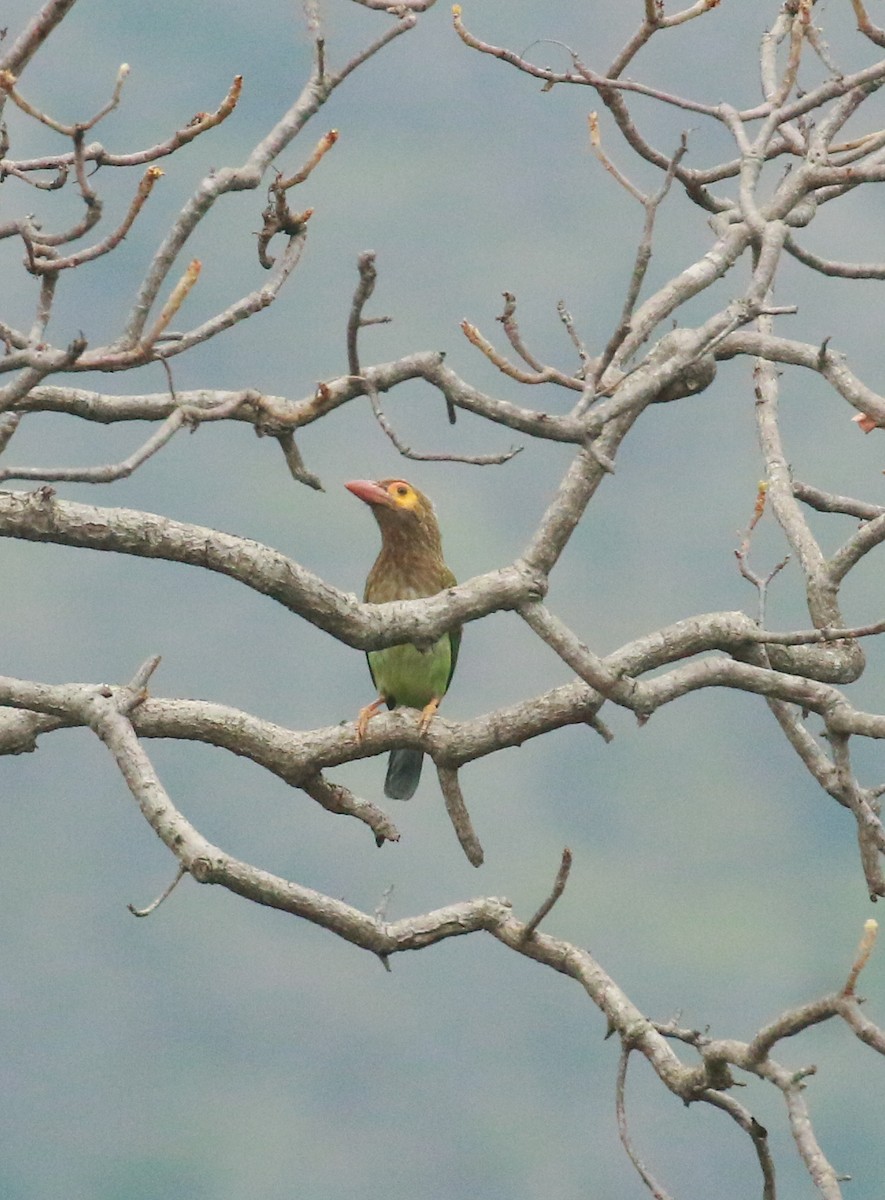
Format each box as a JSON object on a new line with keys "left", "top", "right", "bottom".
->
{"left": 345, "top": 479, "right": 391, "bottom": 507}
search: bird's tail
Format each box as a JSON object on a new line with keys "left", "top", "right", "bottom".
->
{"left": 385, "top": 748, "right": 424, "bottom": 800}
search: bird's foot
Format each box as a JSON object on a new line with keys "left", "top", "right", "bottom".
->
{"left": 357, "top": 697, "right": 385, "bottom": 740}
{"left": 418, "top": 697, "right": 440, "bottom": 734}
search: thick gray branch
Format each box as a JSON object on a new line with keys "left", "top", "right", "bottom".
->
{"left": 0, "top": 489, "right": 542, "bottom": 648}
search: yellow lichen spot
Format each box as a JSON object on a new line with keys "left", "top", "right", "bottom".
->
{"left": 452, "top": 4, "right": 461, "bottom": 15}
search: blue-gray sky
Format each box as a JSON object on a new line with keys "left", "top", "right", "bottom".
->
{"left": 2, "top": 3, "right": 884, "bottom": 1198}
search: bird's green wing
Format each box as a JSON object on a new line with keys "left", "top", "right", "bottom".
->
{"left": 438, "top": 563, "right": 460, "bottom": 694}
{"left": 446, "top": 626, "right": 461, "bottom": 693}
{"left": 366, "top": 651, "right": 381, "bottom": 697}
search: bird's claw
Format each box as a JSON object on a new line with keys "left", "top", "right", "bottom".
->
{"left": 357, "top": 697, "right": 385, "bottom": 740}
{"left": 418, "top": 697, "right": 441, "bottom": 735}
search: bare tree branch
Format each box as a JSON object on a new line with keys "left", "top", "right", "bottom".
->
{"left": 5, "top": 3, "right": 885, "bottom": 1192}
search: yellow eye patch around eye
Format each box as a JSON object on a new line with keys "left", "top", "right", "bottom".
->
{"left": 387, "top": 482, "right": 420, "bottom": 510}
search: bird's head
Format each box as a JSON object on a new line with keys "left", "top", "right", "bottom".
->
{"left": 345, "top": 478, "right": 442, "bottom": 550}
{"left": 346, "top": 478, "right": 434, "bottom": 521}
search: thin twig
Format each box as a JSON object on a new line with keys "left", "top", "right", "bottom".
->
{"left": 301, "top": 772, "right": 401, "bottom": 847}
{"left": 461, "top": 320, "right": 557, "bottom": 385}
{"left": 793, "top": 481, "right": 885, "bottom": 521}
{"left": 499, "top": 291, "right": 546, "bottom": 371}
{"left": 616, "top": 1044, "right": 676, "bottom": 1200}
{"left": 276, "top": 431, "right": 324, "bottom": 491}
{"left": 556, "top": 300, "right": 592, "bottom": 375}
{"left": 436, "top": 765, "right": 483, "bottom": 866}
{"left": 0, "top": 413, "right": 21, "bottom": 456}
{"left": 2, "top": 74, "right": 243, "bottom": 176}
{"left": 0, "top": 392, "right": 252, "bottom": 484}
{"left": 842, "top": 918, "right": 878, "bottom": 997}
{"left": 587, "top": 111, "right": 645, "bottom": 202}
{"left": 128, "top": 865, "right": 187, "bottom": 917}
{"left": 521, "top": 848, "right": 572, "bottom": 940}
{"left": 363, "top": 376, "right": 521, "bottom": 466}
{"left": 0, "top": 61, "right": 129, "bottom": 135}
{"left": 700, "top": 1090, "right": 777, "bottom": 1200}
{"left": 578, "top": 127, "right": 689, "bottom": 412}
{"left": 734, "top": 482, "right": 790, "bottom": 625}
{"left": 140, "top": 259, "right": 201, "bottom": 351}
{"left": 347, "top": 251, "right": 383, "bottom": 376}
{"left": 373, "top": 883, "right": 394, "bottom": 924}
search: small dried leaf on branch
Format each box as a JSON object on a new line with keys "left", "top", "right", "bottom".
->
{"left": 853, "top": 411, "right": 879, "bottom": 434}
{"left": 734, "top": 481, "right": 790, "bottom": 623}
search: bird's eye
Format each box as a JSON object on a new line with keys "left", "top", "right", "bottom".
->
{"left": 395, "top": 485, "right": 408, "bottom": 497}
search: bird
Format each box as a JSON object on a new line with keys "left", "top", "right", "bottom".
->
{"left": 345, "top": 477, "right": 460, "bottom": 800}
